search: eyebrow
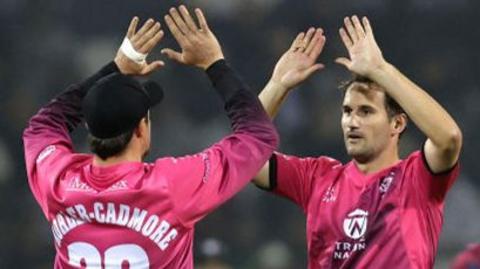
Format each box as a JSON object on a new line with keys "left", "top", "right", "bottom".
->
{"left": 359, "top": 105, "right": 376, "bottom": 110}
{"left": 342, "top": 104, "right": 377, "bottom": 111}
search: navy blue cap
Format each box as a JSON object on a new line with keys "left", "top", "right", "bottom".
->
{"left": 83, "top": 73, "right": 163, "bottom": 139}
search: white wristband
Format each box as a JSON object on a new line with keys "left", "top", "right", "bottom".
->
{"left": 120, "top": 37, "right": 147, "bottom": 64}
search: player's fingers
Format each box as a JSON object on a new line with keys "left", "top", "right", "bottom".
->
{"left": 308, "top": 32, "right": 326, "bottom": 59}
{"left": 139, "top": 29, "right": 164, "bottom": 53}
{"left": 161, "top": 48, "right": 184, "bottom": 63}
{"left": 137, "top": 22, "right": 161, "bottom": 48}
{"left": 169, "top": 7, "right": 191, "bottom": 35}
{"left": 179, "top": 5, "right": 199, "bottom": 32}
{"left": 335, "top": 57, "right": 352, "bottom": 69}
{"left": 127, "top": 16, "right": 139, "bottom": 39}
{"left": 141, "top": 60, "right": 165, "bottom": 75}
{"left": 290, "top": 32, "right": 305, "bottom": 51}
{"left": 132, "top": 18, "right": 155, "bottom": 43}
{"left": 339, "top": 28, "right": 353, "bottom": 49}
{"left": 362, "top": 17, "right": 373, "bottom": 35}
{"left": 344, "top": 17, "right": 358, "bottom": 43}
{"left": 352, "top": 15, "right": 365, "bottom": 38}
{"left": 195, "top": 8, "right": 210, "bottom": 32}
{"left": 305, "top": 28, "right": 323, "bottom": 55}
{"left": 300, "top": 27, "right": 316, "bottom": 52}
{"left": 164, "top": 15, "right": 188, "bottom": 46}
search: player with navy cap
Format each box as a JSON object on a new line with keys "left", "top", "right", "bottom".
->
{"left": 23, "top": 5, "right": 278, "bottom": 268}
{"left": 254, "top": 16, "right": 462, "bottom": 268}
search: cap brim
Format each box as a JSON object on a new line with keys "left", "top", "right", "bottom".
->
{"left": 143, "top": 81, "right": 164, "bottom": 107}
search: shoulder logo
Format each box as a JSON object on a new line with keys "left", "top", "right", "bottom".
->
{"left": 343, "top": 209, "right": 368, "bottom": 239}
{"left": 37, "top": 145, "right": 56, "bottom": 164}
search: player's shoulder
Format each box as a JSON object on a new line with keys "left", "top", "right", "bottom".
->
{"left": 274, "top": 152, "right": 343, "bottom": 171}
{"left": 152, "top": 152, "right": 207, "bottom": 171}
{"left": 399, "top": 150, "right": 424, "bottom": 169}
{"left": 36, "top": 144, "right": 92, "bottom": 169}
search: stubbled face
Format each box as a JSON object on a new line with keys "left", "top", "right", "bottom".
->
{"left": 341, "top": 83, "right": 393, "bottom": 163}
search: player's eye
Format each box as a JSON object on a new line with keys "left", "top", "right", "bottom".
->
{"left": 342, "top": 106, "right": 352, "bottom": 115}
{"left": 359, "top": 107, "right": 373, "bottom": 116}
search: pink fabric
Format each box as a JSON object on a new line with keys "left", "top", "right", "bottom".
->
{"left": 273, "top": 151, "right": 459, "bottom": 269}
{"left": 24, "top": 111, "right": 276, "bottom": 269}
{"left": 451, "top": 244, "right": 480, "bottom": 269}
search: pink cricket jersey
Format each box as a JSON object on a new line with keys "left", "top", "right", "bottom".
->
{"left": 451, "top": 243, "right": 480, "bottom": 269}
{"left": 23, "top": 61, "right": 278, "bottom": 268}
{"left": 270, "top": 150, "right": 459, "bottom": 269}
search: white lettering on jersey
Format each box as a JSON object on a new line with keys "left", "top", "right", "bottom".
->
{"left": 333, "top": 209, "right": 369, "bottom": 260}
{"left": 51, "top": 203, "right": 178, "bottom": 251}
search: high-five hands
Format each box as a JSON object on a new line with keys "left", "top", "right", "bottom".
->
{"left": 270, "top": 28, "right": 326, "bottom": 91}
{"left": 114, "top": 17, "right": 165, "bottom": 76}
{"left": 113, "top": 12, "right": 383, "bottom": 82}
{"left": 162, "top": 5, "right": 224, "bottom": 70}
{"left": 335, "top": 16, "right": 387, "bottom": 77}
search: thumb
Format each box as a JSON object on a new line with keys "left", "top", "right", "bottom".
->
{"left": 161, "top": 48, "right": 183, "bottom": 63}
{"left": 141, "top": 60, "right": 165, "bottom": 75}
{"left": 300, "top": 63, "right": 325, "bottom": 80}
{"left": 335, "top": 57, "right": 352, "bottom": 69}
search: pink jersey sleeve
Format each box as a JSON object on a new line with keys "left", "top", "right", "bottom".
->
{"left": 165, "top": 133, "right": 277, "bottom": 228}
{"left": 160, "top": 60, "right": 278, "bottom": 228}
{"left": 404, "top": 150, "right": 460, "bottom": 204}
{"left": 23, "top": 62, "right": 119, "bottom": 213}
{"left": 270, "top": 152, "right": 340, "bottom": 210}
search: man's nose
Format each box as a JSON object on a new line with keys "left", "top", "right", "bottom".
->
{"left": 346, "top": 114, "right": 360, "bottom": 129}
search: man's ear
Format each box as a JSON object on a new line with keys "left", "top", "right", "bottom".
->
{"left": 392, "top": 113, "right": 407, "bottom": 136}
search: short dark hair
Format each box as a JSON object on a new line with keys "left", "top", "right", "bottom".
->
{"left": 88, "top": 130, "right": 134, "bottom": 160}
{"left": 87, "top": 114, "right": 150, "bottom": 160}
{"left": 340, "top": 75, "right": 405, "bottom": 119}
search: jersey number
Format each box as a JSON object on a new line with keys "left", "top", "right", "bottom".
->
{"left": 67, "top": 242, "right": 149, "bottom": 268}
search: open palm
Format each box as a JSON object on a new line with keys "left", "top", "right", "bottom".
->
{"left": 336, "top": 16, "right": 386, "bottom": 77}
{"left": 271, "top": 28, "right": 326, "bottom": 90}
{"left": 114, "top": 17, "right": 165, "bottom": 76}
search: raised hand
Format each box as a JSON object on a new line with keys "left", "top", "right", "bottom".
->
{"left": 114, "top": 17, "right": 165, "bottom": 76}
{"left": 161, "top": 5, "right": 224, "bottom": 70}
{"left": 270, "top": 27, "right": 326, "bottom": 90}
{"left": 335, "top": 16, "right": 386, "bottom": 77}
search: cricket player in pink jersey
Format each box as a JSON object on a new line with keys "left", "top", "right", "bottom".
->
{"left": 254, "top": 16, "right": 463, "bottom": 268}
{"left": 23, "top": 6, "right": 278, "bottom": 268}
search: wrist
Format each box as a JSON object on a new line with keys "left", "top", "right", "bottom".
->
{"left": 267, "top": 79, "right": 291, "bottom": 94}
{"left": 202, "top": 55, "right": 225, "bottom": 70}
{"left": 367, "top": 60, "right": 393, "bottom": 80}
{"left": 114, "top": 55, "right": 132, "bottom": 75}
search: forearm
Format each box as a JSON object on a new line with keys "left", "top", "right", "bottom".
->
{"left": 206, "top": 60, "right": 279, "bottom": 147}
{"left": 258, "top": 81, "right": 291, "bottom": 119}
{"left": 370, "top": 63, "right": 462, "bottom": 150}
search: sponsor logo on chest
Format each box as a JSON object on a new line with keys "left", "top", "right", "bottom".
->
{"left": 343, "top": 209, "right": 368, "bottom": 239}
{"left": 334, "top": 208, "right": 368, "bottom": 260}
{"left": 326, "top": 171, "right": 398, "bottom": 260}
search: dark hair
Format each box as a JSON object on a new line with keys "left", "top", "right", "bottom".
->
{"left": 87, "top": 114, "right": 150, "bottom": 160}
{"left": 340, "top": 75, "right": 405, "bottom": 119}
{"left": 88, "top": 130, "right": 135, "bottom": 160}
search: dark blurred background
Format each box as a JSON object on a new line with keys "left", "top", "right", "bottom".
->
{"left": 0, "top": 0, "right": 479, "bottom": 268}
